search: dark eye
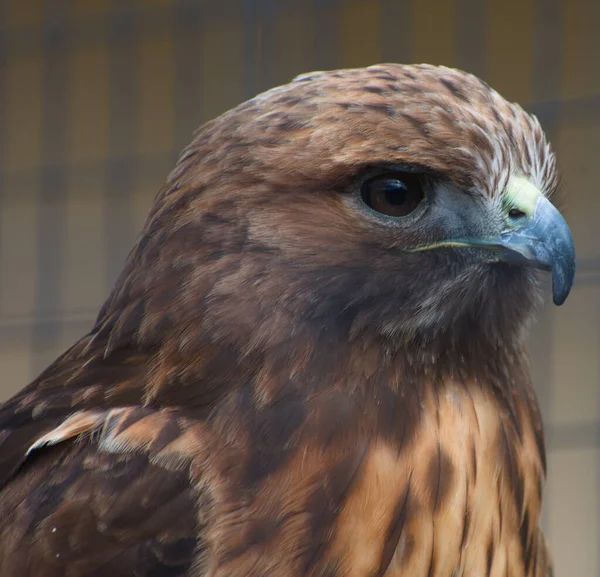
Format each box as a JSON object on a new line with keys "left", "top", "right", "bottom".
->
{"left": 361, "top": 172, "right": 425, "bottom": 217}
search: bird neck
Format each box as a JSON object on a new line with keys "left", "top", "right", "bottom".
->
{"left": 138, "top": 315, "right": 532, "bottom": 416}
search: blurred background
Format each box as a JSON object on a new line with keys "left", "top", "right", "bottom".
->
{"left": 0, "top": 0, "right": 598, "bottom": 574}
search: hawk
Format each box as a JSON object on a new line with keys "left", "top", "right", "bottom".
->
{"left": 0, "top": 64, "right": 575, "bottom": 577}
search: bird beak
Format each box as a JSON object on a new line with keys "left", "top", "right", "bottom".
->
{"left": 407, "top": 176, "right": 576, "bottom": 306}
{"left": 492, "top": 176, "right": 576, "bottom": 305}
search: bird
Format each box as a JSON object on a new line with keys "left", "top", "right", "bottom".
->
{"left": 0, "top": 63, "right": 575, "bottom": 577}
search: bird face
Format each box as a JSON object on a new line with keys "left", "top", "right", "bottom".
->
{"left": 132, "top": 64, "right": 575, "bottom": 349}
{"left": 333, "top": 163, "right": 575, "bottom": 340}
{"left": 353, "top": 169, "right": 573, "bottom": 306}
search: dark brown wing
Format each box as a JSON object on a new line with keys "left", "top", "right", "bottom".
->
{"left": 0, "top": 333, "right": 146, "bottom": 491}
{"left": 0, "top": 406, "right": 204, "bottom": 577}
{"left": 0, "top": 289, "right": 253, "bottom": 576}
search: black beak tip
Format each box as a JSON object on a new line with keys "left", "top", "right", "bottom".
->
{"left": 550, "top": 231, "right": 576, "bottom": 306}
{"left": 552, "top": 258, "right": 576, "bottom": 306}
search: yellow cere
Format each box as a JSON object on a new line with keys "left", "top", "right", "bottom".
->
{"left": 503, "top": 175, "right": 543, "bottom": 222}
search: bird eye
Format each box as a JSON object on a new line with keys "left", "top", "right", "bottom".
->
{"left": 361, "top": 172, "right": 425, "bottom": 217}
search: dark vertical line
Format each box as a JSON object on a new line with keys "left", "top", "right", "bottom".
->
{"left": 173, "top": 0, "right": 203, "bottom": 161}
{"left": 258, "top": 0, "right": 276, "bottom": 91}
{"left": 105, "top": 0, "right": 137, "bottom": 288}
{"left": 313, "top": 0, "right": 339, "bottom": 72}
{"left": 455, "top": 0, "right": 485, "bottom": 78}
{"left": 380, "top": 0, "right": 412, "bottom": 64}
{"left": 531, "top": 0, "right": 562, "bottom": 536}
{"left": 533, "top": 0, "right": 563, "bottom": 114}
{"left": 32, "top": 0, "right": 70, "bottom": 375}
{"left": 243, "top": 0, "right": 261, "bottom": 100}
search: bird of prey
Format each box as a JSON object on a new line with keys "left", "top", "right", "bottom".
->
{"left": 0, "top": 64, "right": 575, "bottom": 577}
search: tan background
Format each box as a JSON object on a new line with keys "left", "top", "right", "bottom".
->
{"left": 0, "top": 0, "right": 598, "bottom": 574}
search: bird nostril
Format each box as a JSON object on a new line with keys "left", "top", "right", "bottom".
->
{"left": 508, "top": 207, "right": 527, "bottom": 219}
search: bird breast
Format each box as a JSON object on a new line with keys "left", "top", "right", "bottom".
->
{"left": 327, "top": 381, "right": 548, "bottom": 577}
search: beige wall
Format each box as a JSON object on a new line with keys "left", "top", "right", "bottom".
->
{"left": 0, "top": 1, "right": 598, "bottom": 574}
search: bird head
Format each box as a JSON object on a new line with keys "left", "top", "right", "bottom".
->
{"left": 105, "top": 64, "right": 575, "bottom": 356}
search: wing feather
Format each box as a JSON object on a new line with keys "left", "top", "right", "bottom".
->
{"left": 0, "top": 405, "right": 205, "bottom": 577}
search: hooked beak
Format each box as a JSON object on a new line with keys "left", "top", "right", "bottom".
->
{"left": 495, "top": 189, "right": 575, "bottom": 305}
{"left": 408, "top": 176, "right": 576, "bottom": 305}
{"left": 485, "top": 176, "right": 575, "bottom": 305}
